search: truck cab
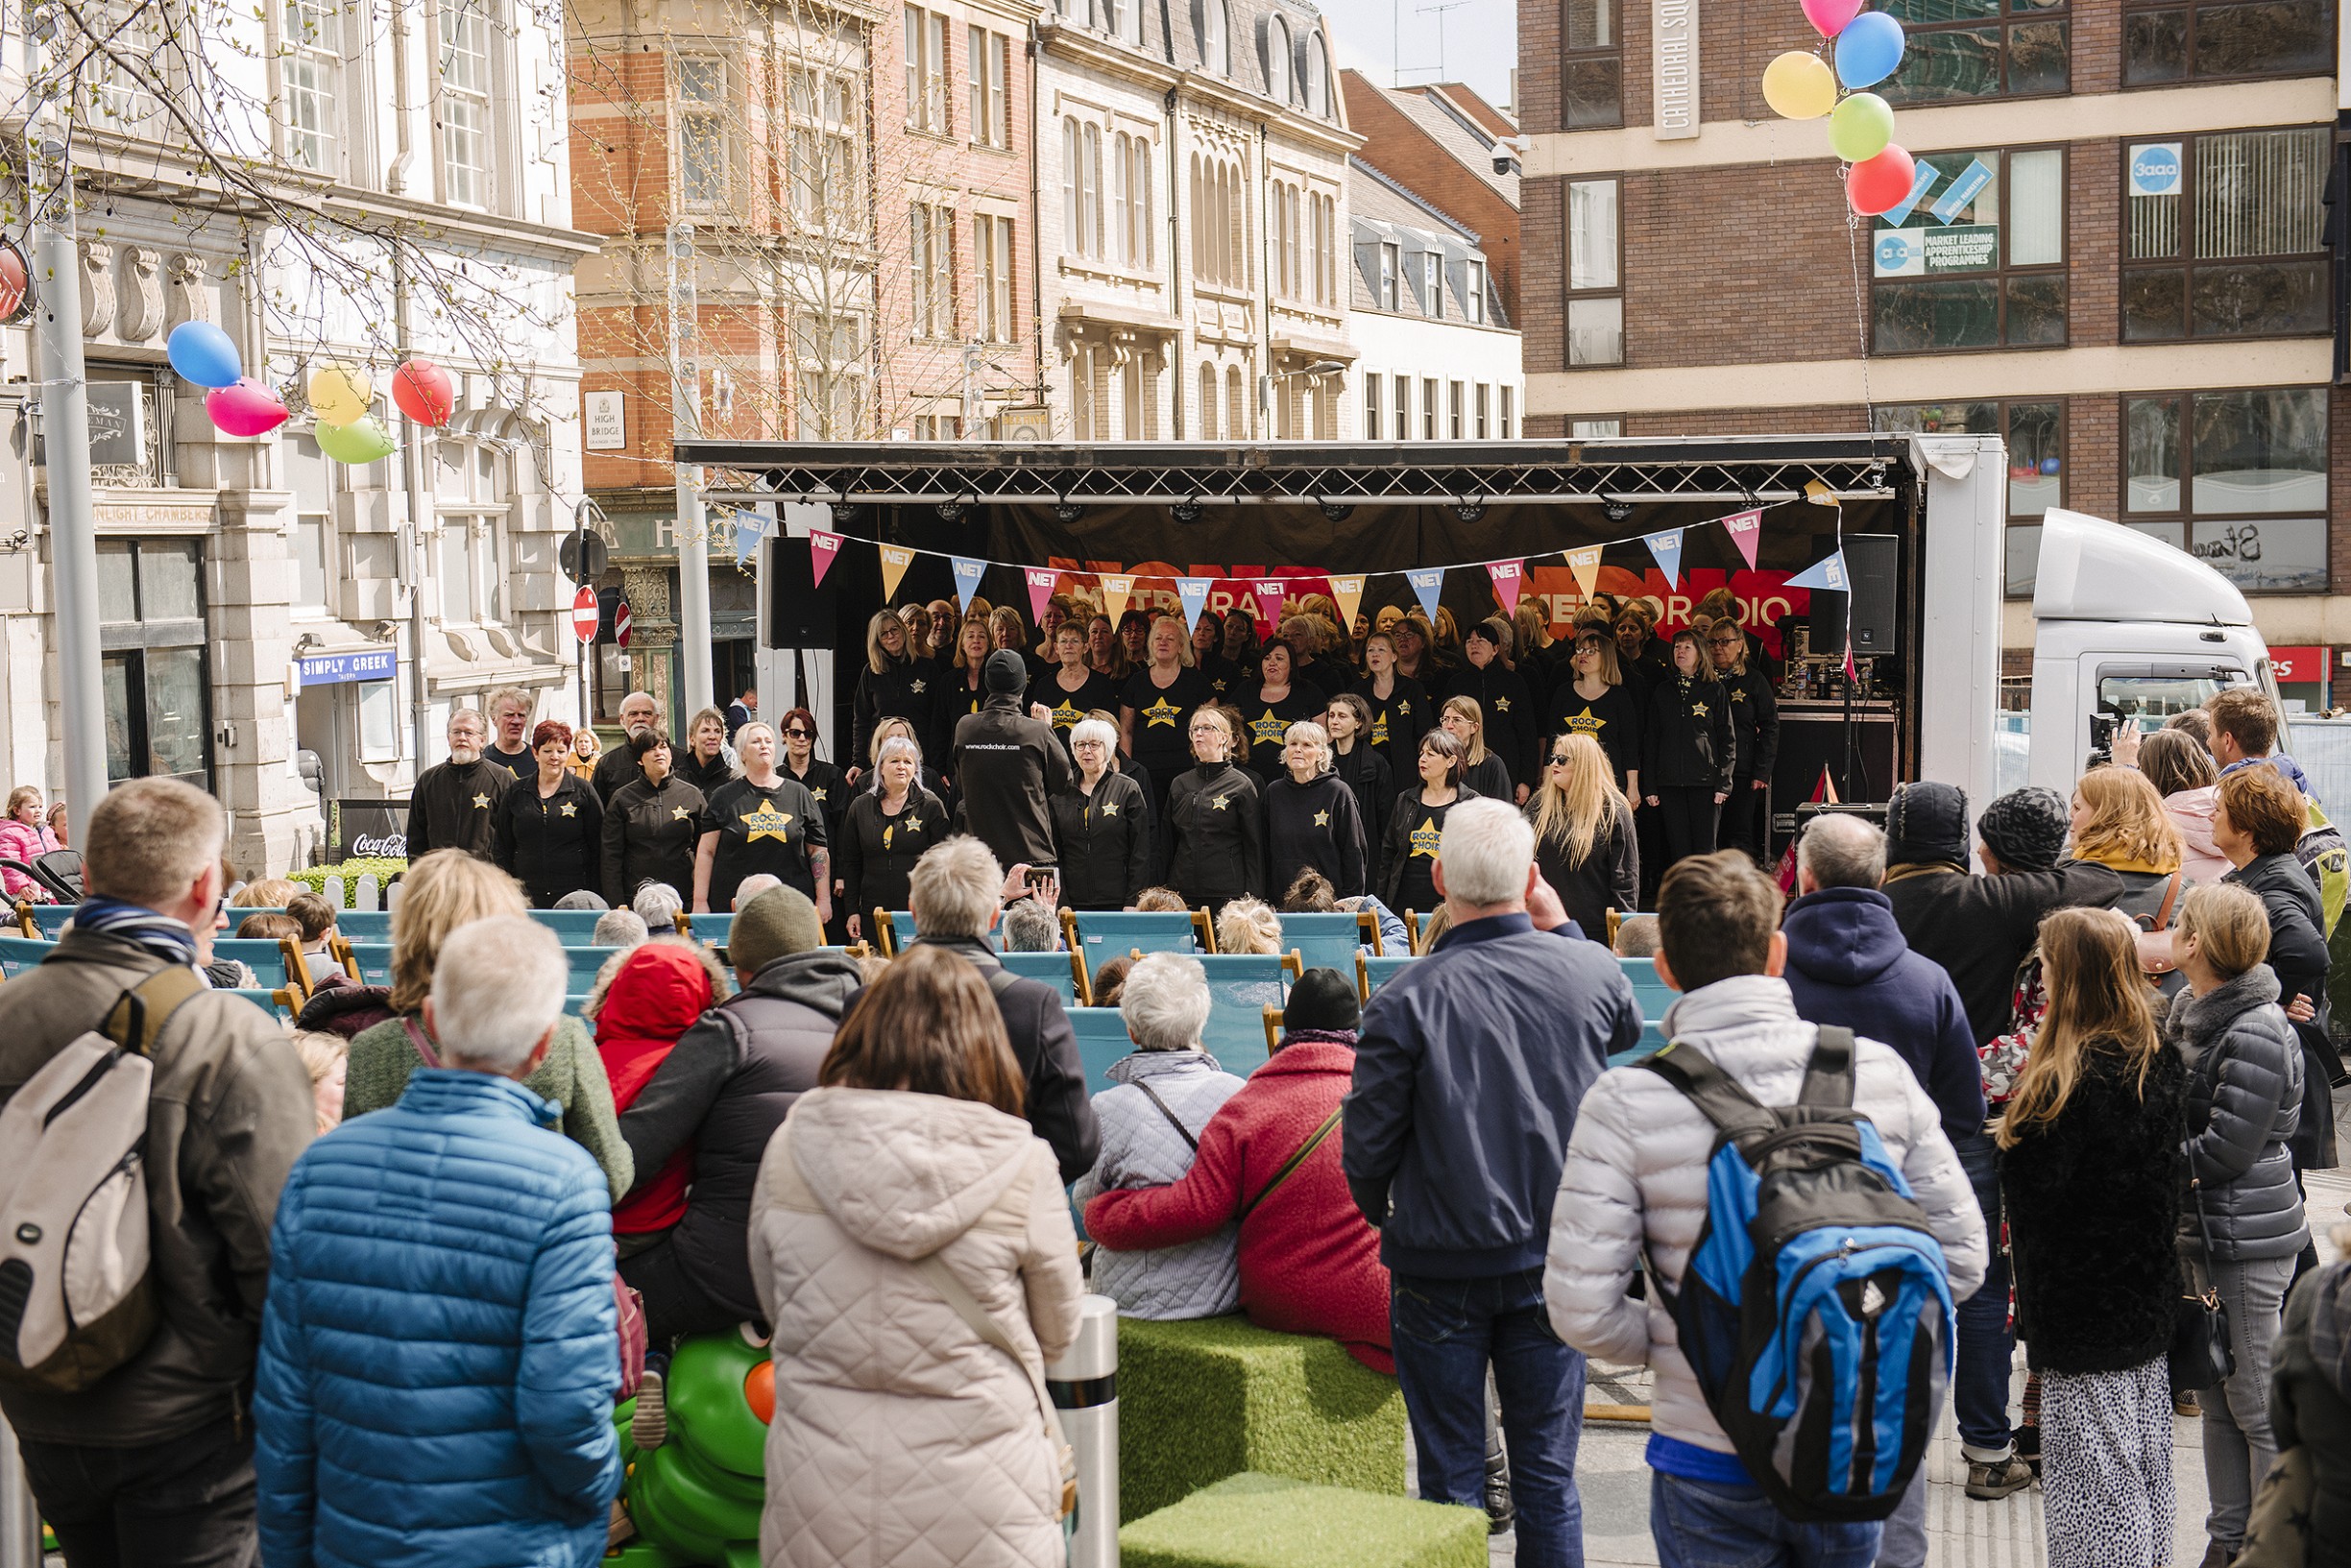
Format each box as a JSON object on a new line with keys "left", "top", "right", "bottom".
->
{"left": 2026, "top": 507, "right": 2277, "bottom": 793}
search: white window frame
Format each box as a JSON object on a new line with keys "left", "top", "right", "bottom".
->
{"left": 1364, "top": 372, "right": 1382, "bottom": 440}
{"left": 1201, "top": 0, "right": 1229, "bottom": 74}
{"left": 435, "top": 0, "right": 497, "bottom": 210}
{"left": 278, "top": 0, "right": 344, "bottom": 175}
{"left": 976, "top": 213, "right": 1014, "bottom": 342}
{"left": 967, "top": 26, "right": 1007, "bottom": 148}
{"left": 675, "top": 57, "right": 731, "bottom": 208}
{"left": 1421, "top": 252, "right": 1441, "bottom": 318}
{"left": 1265, "top": 15, "right": 1291, "bottom": 102}
{"left": 1378, "top": 241, "right": 1398, "bottom": 309}
{"left": 1466, "top": 259, "right": 1486, "bottom": 324}
{"left": 905, "top": 6, "right": 947, "bottom": 133}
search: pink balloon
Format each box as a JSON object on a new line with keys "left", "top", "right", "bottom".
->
{"left": 1848, "top": 144, "right": 1918, "bottom": 216}
{"left": 1802, "top": 0, "right": 1864, "bottom": 35}
{"left": 206, "top": 376, "right": 289, "bottom": 438}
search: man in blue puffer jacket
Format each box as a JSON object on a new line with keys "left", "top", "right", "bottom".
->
{"left": 254, "top": 915, "right": 623, "bottom": 1568}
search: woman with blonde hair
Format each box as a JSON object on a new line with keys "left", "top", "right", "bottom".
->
{"left": 853, "top": 608, "right": 934, "bottom": 783}
{"left": 1524, "top": 733, "right": 1636, "bottom": 944}
{"left": 568, "top": 725, "right": 601, "bottom": 781}
{"left": 1164, "top": 706, "right": 1264, "bottom": 914}
{"left": 342, "top": 849, "right": 633, "bottom": 1199}
{"left": 1120, "top": 615, "right": 1214, "bottom": 857}
{"left": 2138, "top": 726, "right": 2229, "bottom": 883}
{"left": 1706, "top": 617, "right": 1779, "bottom": 864}
{"left": 1214, "top": 896, "right": 1283, "bottom": 956}
{"left": 938, "top": 615, "right": 996, "bottom": 760}
{"left": 2067, "top": 765, "right": 2190, "bottom": 990}
{"left": 1998, "top": 907, "right": 2186, "bottom": 1568}
{"left": 751, "top": 945, "right": 1081, "bottom": 1568}
{"left": 1547, "top": 626, "right": 1641, "bottom": 797}
{"left": 1264, "top": 720, "right": 1367, "bottom": 899}
{"left": 1438, "top": 695, "right": 1512, "bottom": 801}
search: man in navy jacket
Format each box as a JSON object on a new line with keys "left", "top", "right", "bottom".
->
{"left": 1344, "top": 798, "right": 1640, "bottom": 1568}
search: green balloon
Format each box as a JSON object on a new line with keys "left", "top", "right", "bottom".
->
{"left": 315, "top": 415, "right": 398, "bottom": 464}
{"left": 1828, "top": 92, "right": 1895, "bottom": 164}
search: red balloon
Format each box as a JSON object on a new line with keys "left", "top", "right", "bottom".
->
{"left": 391, "top": 357, "right": 454, "bottom": 427}
{"left": 1848, "top": 145, "right": 1917, "bottom": 217}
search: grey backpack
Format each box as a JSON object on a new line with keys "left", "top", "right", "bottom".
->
{"left": 0, "top": 965, "right": 203, "bottom": 1390}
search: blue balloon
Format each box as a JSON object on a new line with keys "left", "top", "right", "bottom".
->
{"left": 165, "top": 321, "right": 242, "bottom": 389}
{"left": 1835, "top": 11, "right": 1905, "bottom": 88}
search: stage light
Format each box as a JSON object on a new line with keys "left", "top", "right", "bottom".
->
{"left": 831, "top": 502, "right": 864, "bottom": 526}
{"left": 935, "top": 495, "right": 972, "bottom": 524}
{"left": 1053, "top": 495, "right": 1084, "bottom": 523}
{"left": 1602, "top": 497, "right": 1636, "bottom": 524}
{"left": 1451, "top": 497, "right": 1487, "bottom": 524}
{"left": 1173, "top": 496, "right": 1202, "bottom": 524}
{"left": 1319, "top": 498, "right": 1354, "bottom": 521}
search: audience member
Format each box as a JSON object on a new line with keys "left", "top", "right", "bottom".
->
{"left": 1091, "top": 953, "right": 1136, "bottom": 1009}
{"left": 1214, "top": 896, "right": 1282, "bottom": 956}
{"left": 231, "top": 877, "right": 303, "bottom": 909}
{"left": 594, "top": 908, "right": 650, "bottom": 950}
{"left": 552, "top": 888, "right": 608, "bottom": 911}
{"left": 732, "top": 872, "right": 783, "bottom": 909}
{"left": 999, "top": 896, "right": 1061, "bottom": 953}
{"left": 290, "top": 1029, "right": 348, "bottom": 1135}
{"left": 1611, "top": 913, "right": 1659, "bottom": 957}
{"left": 2269, "top": 1253, "right": 2351, "bottom": 1564}
{"left": 2140, "top": 727, "right": 2229, "bottom": 884}
{"left": 1132, "top": 886, "right": 1188, "bottom": 913}
{"left": 236, "top": 911, "right": 302, "bottom": 943}
{"left": 591, "top": 942, "right": 728, "bottom": 1286}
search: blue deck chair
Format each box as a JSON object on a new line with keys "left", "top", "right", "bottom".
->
{"left": 334, "top": 941, "right": 392, "bottom": 987}
{"left": 0, "top": 934, "right": 51, "bottom": 977}
{"left": 527, "top": 909, "right": 613, "bottom": 945}
{"left": 1355, "top": 952, "right": 1417, "bottom": 1002}
{"left": 999, "top": 949, "right": 1084, "bottom": 1004}
{"left": 230, "top": 989, "right": 283, "bottom": 1014}
{"left": 1280, "top": 908, "right": 1381, "bottom": 973}
{"left": 214, "top": 938, "right": 294, "bottom": 992}
{"left": 1062, "top": 907, "right": 1212, "bottom": 958}
{"left": 1619, "top": 955, "right": 1678, "bottom": 1025}
{"left": 875, "top": 911, "right": 918, "bottom": 955}
{"left": 26, "top": 905, "right": 79, "bottom": 937}
{"left": 1194, "top": 952, "right": 1297, "bottom": 1079}
{"left": 684, "top": 911, "right": 735, "bottom": 948}
{"left": 1068, "top": 1005, "right": 1133, "bottom": 1095}
{"left": 334, "top": 909, "right": 394, "bottom": 940}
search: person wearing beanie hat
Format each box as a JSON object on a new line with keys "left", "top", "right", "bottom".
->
{"left": 1878, "top": 782, "right": 2126, "bottom": 1501}
{"left": 1084, "top": 961, "right": 1394, "bottom": 1372}
{"left": 610, "top": 880, "right": 864, "bottom": 1345}
{"left": 952, "top": 644, "right": 1074, "bottom": 874}
{"left": 1441, "top": 616, "right": 1537, "bottom": 800}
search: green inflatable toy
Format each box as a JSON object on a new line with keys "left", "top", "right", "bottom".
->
{"left": 609, "top": 1330, "right": 774, "bottom": 1568}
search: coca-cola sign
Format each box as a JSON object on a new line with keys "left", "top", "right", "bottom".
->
{"left": 329, "top": 800, "right": 410, "bottom": 863}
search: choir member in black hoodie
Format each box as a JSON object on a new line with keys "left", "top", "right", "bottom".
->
{"left": 1051, "top": 717, "right": 1153, "bottom": 910}
{"left": 490, "top": 719, "right": 603, "bottom": 905}
{"left": 1163, "top": 706, "right": 1263, "bottom": 913}
{"left": 407, "top": 708, "right": 511, "bottom": 859}
{"left": 776, "top": 708, "right": 850, "bottom": 851}
{"left": 602, "top": 729, "right": 708, "bottom": 906}
{"left": 1347, "top": 630, "right": 1432, "bottom": 771}
{"left": 1325, "top": 694, "right": 1393, "bottom": 893}
{"left": 1263, "top": 719, "right": 1368, "bottom": 899}
{"left": 852, "top": 610, "right": 936, "bottom": 781}
{"left": 1441, "top": 616, "right": 1536, "bottom": 797}
{"left": 1639, "top": 625, "right": 1736, "bottom": 871}
{"left": 1705, "top": 616, "right": 1780, "bottom": 865}
{"left": 1190, "top": 614, "right": 1244, "bottom": 700}
{"left": 836, "top": 734, "right": 948, "bottom": 943}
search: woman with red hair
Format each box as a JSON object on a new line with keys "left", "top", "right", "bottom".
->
{"left": 490, "top": 719, "right": 604, "bottom": 906}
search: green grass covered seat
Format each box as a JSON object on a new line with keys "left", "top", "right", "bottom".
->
{"left": 1119, "top": 1472, "right": 1484, "bottom": 1568}
{"left": 1117, "top": 1314, "right": 1405, "bottom": 1520}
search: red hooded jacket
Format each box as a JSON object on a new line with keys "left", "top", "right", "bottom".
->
{"left": 596, "top": 943, "right": 714, "bottom": 1235}
{"left": 1083, "top": 1035, "right": 1392, "bottom": 1371}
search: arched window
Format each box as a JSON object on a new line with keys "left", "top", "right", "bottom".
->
{"left": 1200, "top": 0, "right": 1229, "bottom": 75}
{"left": 1264, "top": 16, "right": 1290, "bottom": 102}
{"left": 1306, "top": 34, "right": 1329, "bottom": 116}
{"left": 1199, "top": 364, "right": 1218, "bottom": 438}
{"left": 1110, "top": 133, "right": 1131, "bottom": 265}
{"left": 1062, "top": 119, "right": 1080, "bottom": 255}
{"left": 1080, "top": 123, "right": 1103, "bottom": 255}
{"left": 1188, "top": 154, "right": 1204, "bottom": 277}
{"left": 1225, "top": 364, "right": 1246, "bottom": 439}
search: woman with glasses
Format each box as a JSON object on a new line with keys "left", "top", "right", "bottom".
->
{"left": 1525, "top": 733, "right": 1637, "bottom": 944}
{"left": 1028, "top": 621, "right": 1121, "bottom": 748}
{"left": 1548, "top": 628, "right": 1642, "bottom": 802}
{"left": 837, "top": 735, "right": 947, "bottom": 942}
{"left": 1052, "top": 717, "right": 1152, "bottom": 910}
{"left": 1707, "top": 616, "right": 1779, "bottom": 865}
{"left": 1164, "top": 707, "right": 1264, "bottom": 914}
{"left": 776, "top": 706, "right": 849, "bottom": 851}
{"left": 1264, "top": 720, "right": 1367, "bottom": 900}
{"left": 1119, "top": 615, "right": 1214, "bottom": 866}
{"left": 853, "top": 609, "right": 935, "bottom": 784}
{"left": 1639, "top": 626, "right": 1735, "bottom": 871}
{"left": 1324, "top": 694, "right": 1393, "bottom": 893}
{"left": 1344, "top": 631, "right": 1430, "bottom": 771}
{"left": 1380, "top": 728, "right": 1479, "bottom": 920}
{"left": 866, "top": 716, "right": 954, "bottom": 813}
{"left": 694, "top": 721, "right": 829, "bottom": 920}
{"left": 1439, "top": 696, "right": 1512, "bottom": 803}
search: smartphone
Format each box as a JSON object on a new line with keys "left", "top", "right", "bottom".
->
{"left": 1025, "top": 865, "right": 1057, "bottom": 890}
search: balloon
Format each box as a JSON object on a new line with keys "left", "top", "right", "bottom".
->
{"left": 167, "top": 321, "right": 243, "bottom": 389}
{"left": 1848, "top": 144, "right": 1918, "bottom": 216}
{"left": 205, "top": 377, "right": 289, "bottom": 438}
{"left": 742, "top": 1359, "right": 775, "bottom": 1425}
{"left": 306, "top": 361, "right": 372, "bottom": 426}
{"left": 1760, "top": 51, "right": 1837, "bottom": 120}
{"left": 1836, "top": 11, "right": 1905, "bottom": 87}
{"left": 1828, "top": 92, "right": 1895, "bottom": 162}
{"left": 391, "top": 357, "right": 455, "bottom": 427}
{"left": 315, "top": 415, "right": 397, "bottom": 464}
{"left": 1801, "top": 0, "right": 1864, "bottom": 35}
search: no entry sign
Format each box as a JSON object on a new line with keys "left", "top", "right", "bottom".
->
{"left": 570, "top": 586, "right": 599, "bottom": 644}
{"left": 616, "top": 600, "right": 633, "bottom": 648}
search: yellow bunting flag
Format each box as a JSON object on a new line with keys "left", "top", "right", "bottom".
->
{"left": 880, "top": 544, "right": 915, "bottom": 600}
{"left": 1328, "top": 575, "right": 1366, "bottom": 631}
{"left": 1804, "top": 479, "right": 1838, "bottom": 507}
{"left": 1101, "top": 573, "right": 1135, "bottom": 623}
{"left": 1565, "top": 545, "right": 1603, "bottom": 601}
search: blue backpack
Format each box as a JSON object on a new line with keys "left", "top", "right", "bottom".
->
{"left": 1639, "top": 1025, "right": 1955, "bottom": 1524}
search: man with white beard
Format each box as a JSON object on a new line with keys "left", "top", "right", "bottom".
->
{"left": 405, "top": 709, "right": 513, "bottom": 860}
{"left": 593, "top": 690, "right": 664, "bottom": 805}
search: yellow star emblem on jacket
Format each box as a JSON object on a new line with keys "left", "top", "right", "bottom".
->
{"left": 1396, "top": 699, "right": 1414, "bottom": 716}
{"left": 1099, "top": 800, "right": 1118, "bottom": 817}
{"left": 910, "top": 679, "right": 927, "bottom": 694}
{"left": 1731, "top": 687, "right": 1749, "bottom": 702}
{"left": 1314, "top": 809, "right": 1330, "bottom": 827}
{"left": 1690, "top": 702, "right": 1709, "bottom": 718}
{"left": 1492, "top": 696, "right": 1511, "bottom": 712}
{"left": 903, "top": 815, "right": 923, "bottom": 833}
{"left": 671, "top": 806, "right": 691, "bottom": 821}
{"left": 812, "top": 787, "right": 828, "bottom": 803}
{"left": 1210, "top": 793, "right": 1233, "bottom": 811}
{"left": 1409, "top": 815, "right": 1442, "bottom": 857}
{"left": 472, "top": 793, "right": 490, "bottom": 808}
{"left": 1142, "top": 696, "right": 1181, "bottom": 729}
{"left": 739, "top": 798, "right": 793, "bottom": 841}
{"left": 559, "top": 801, "right": 577, "bottom": 817}
{"left": 1249, "top": 709, "right": 1287, "bottom": 747}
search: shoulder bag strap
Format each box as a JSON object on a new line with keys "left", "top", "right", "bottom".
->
{"left": 1130, "top": 1076, "right": 1200, "bottom": 1152}
{"left": 1798, "top": 1025, "right": 1857, "bottom": 1108}
{"left": 1238, "top": 1106, "right": 1342, "bottom": 1223}
{"left": 101, "top": 964, "right": 208, "bottom": 1057}
{"left": 1637, "top": 1039, "right": 1779, "bottom": 1141}
{"left": 402, "top": 1014, "right": 443, "bottom": 1070}
{"left": 2149, "top": 870, "right": 2184, "bottom": 933}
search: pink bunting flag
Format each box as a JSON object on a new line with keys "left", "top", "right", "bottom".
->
{"left": 1485, "top": 560, "right": 1527, "bottom": 615}
{"left": 1721, "top": 509, "right": 1763, "bottom": 570}
{"left": 1024, "top": 567, "right": 1058, "bottom": 623}
{"left": 1251, "top": 579, "right": 1288, "bottom": 630}
{"left": 810, "top": 528, "right": 842, "bottom": 589}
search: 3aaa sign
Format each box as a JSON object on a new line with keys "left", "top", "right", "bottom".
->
{"left": 571, "top": 586, "right": 599, "bottom": 645}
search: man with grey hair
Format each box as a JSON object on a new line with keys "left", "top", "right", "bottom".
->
{"left": 594, "top": 908, "right": 651, "bottom": 950}
{"left": 0, "top": 777, "right": 314, "bottom": 1567}
{"left": 908, "top": 835, "right": 1097, "bottom": 1178}
{"left": 593, "top": 690, "right": 664, "bottom": 805}
{"left": 998, "top": 896, "right": 1060, "bottom": 953}
{"left": 484, "top": 686, "right": 537, "bottom": 781}
{"left": 1343, "top": 796, "right": 1639, "bottom": 1559}
{"left": 254, "top": 916, "right": 623, "bottom": 1566}
{"left": 731, "top": 872, "right": 783, "bottom": 911}
{"left": 633, "top": 881, "right": 685, "bottom": 933}
{"left": 407, "top": 708, "right": 512, "bottom": 860}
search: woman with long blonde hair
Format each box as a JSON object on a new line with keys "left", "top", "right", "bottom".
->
{"left": 2068, "top": 764, "right": 2191, "bottom": 990}
{"left": 1997, "top": 906, "right": 2186, "bottom": 1568}
{"left": 1439, "top": 695, "right": 1512, "bottom": 801}
{"left": 1524, "top": 733, "right": 1636, "bottom": 944}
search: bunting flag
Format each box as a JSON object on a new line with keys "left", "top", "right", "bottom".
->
{"left": 810, "top": 527, "right": 842, "bottom": 588}
{"left": 1328, "top": 574, "right": 1366, "bottom": 631}
{"left": 951, "top": 555, "right": 987, "bottom": 611}
{"left": 1485, "top": 560, "right": 1527, "bottom": 615}
{"left": 1100, "top": 573, "right": 1135, "bottom": 623}
{"left": 1785, "top": 550, "right": 1849, "bottom": 593}
{"left": 1024, "top": 567, "right": 1058, "bottom": 623}
{"left": 1720, "top": 509, "right": 1762, "bottom": 570}
{"left": 1804, "top": 479, "right": 1839, "bottom": 508}
{"left": 1406, "top": 567, "right": 1444, "bottom": 622}
{"left": 733, "top": 514, "right": 764, "bottom": 567}
{"left": 1176, "top": 577, "right": 1213, "bottom": 632}
{"left": 1564, "top": 545, "right": 1603, "bottom": 601}
{"left": 1641, "top": 527, "right": 1684, "bottom": 589}
{"left": 1251, "top": 578, "right": 1288, "bottom": 628}
{"left": 880, "top": 543, "right": 915, "bottom": 600}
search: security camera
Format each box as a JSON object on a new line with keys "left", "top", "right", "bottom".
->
{"left": 1492, "top": 136, "right": 1526, "bottom": 176}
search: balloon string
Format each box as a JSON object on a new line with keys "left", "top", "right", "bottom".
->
{"left": 1847, "top": 208, "right": 1874, "bottom": 426}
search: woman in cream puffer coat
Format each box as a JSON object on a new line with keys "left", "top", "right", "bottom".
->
{"left": 748, "top": 947, "right": 1083, "bottom": 1568}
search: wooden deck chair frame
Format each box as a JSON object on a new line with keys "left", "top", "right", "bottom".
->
{"left": 875, "top": 907, "right": 897, "bottom": 956}
{"left": 1355, "top": 951, "right": 1370, "bottom": 1002}
{"left": 1068, "top": 950, "right": 1093, "bottom": 1006}
{"left": 1405, "top": 909, "right": 1425, "bottom": 955}
{"left": 1355, "top": 905, "right": 1382, "bottom": 956}
{"left": 671, "top": 909, "right": 693, "bottom": 937}
{"left": 1262, "top": 1005, "right": 1282, "bottom": 1053}
{"left": 1193, "top": 907, "right": 1218, "bottom": 953}
{"left": 271, "top": 988, "right": 303, "bottom": 1017}
{"left": 11, "top": 900, "right": 35, "bottom": 938}
{"left": 277, "top": 936, "right": 315, "bottom": 1001}
{"left": 1607, "top": 907, "right": 1623, "bottom": 947}
{"left": 327, "top": 932, "right": 362, "bottom": 986}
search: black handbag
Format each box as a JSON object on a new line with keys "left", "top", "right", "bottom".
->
{"left": 2169, "top": 1167, "right": 2236, "bottom": 1395}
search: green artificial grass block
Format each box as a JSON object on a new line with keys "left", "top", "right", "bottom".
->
{"left": 1119, "top": 1473, "right": 1486, "bottom": 1568}
{"left": 1117, "top": 1314, "right": 1406, "bottom": 1519}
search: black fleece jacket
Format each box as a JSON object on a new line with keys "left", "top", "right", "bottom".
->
{"left": 853, "top": 656, "right": 936, "bottom": 772}
{"left": 952, "top": 695, "right": 1074, "bottom": 872}
{"left": 601, "top": 773, "right": 707, "bottom": 905}
{"left": 1264, "top": 771, "right": 1369, "bottom": 900}
{"left": 1881, "top": 860, "right": 2125, "bottom": 1047}
{"left": 1164, "top": 760, "right": 1264, "bottom": 905}
{"left": 1640, "top": 673, "right": 1734, "bottom": 793}
{"left": 1051, "top": 771, "right": 1153, "bottom": 910}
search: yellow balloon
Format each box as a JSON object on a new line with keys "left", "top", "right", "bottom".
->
{"left": 306, "top": 362, "right": 373, "bottom": 426}
{"left": 1761, "top": 51, "right": 1837, "bottom": 120}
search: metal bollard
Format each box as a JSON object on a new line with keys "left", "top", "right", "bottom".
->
{"left": 1046, "top": 1293, "right": 1119, "bottom": 1568}
{"left": 0, "top": 1412, "right": 42, "bottom": 1568}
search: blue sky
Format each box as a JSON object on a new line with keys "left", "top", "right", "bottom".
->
{"left": 1325, "top": 0, "right": 1520, "bottom": 115}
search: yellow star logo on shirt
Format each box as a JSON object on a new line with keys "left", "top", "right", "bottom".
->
{"left": 1731, "top": 687, "right": 1749, "bottom": 702}
{"left": 671, "top": 806, "right": 691, "bottom": 821}
{"left": 1211, "top": 793, "right": 1233, "bottom": 810}
{"left": 1564, "top": 707, "right": 1605, "bottom": 735}
{"left": 910, "top": 679, "right": 927, "bottom": 694}
{"left": 1409, "top": 815, "right": 1441, "bottom": 857}
{"left": 1396, "top": 699, "right": 1413, "bottom": 715}
{"left": 1370, "top": 712, "right": 1390, "bottom": 746}
{"left": 559, "top": 801, "right": 577, "bottom": 817}
{"left": 1249, "top": 709, "right": 1288, "bottom": 747}
{"left": 1211, "top": 677, "right": 1229, "bottom": 693}
{"left": 472, "top": 793, "right": 490, "bottom": 808}
{"left": 1099, "top": 800, "right": 1119, "bottom": 817}
{"left": 1690, "top": 702, "right": 1709, "bottom": 718}
{"left": 1314, "top": 809, "right": 1330, "bottom": 827}
{"left": 1051, "top": 700, "right": 1082, "bottom": 729}
{"left": 740, "top": 798, "right": 793, "bottom": 841}
{"left": 1142, "top": 696, "right": 1181, "bottom": 729}
{"left": 1493, "top": 696, "right": 1511, "bottom": 712}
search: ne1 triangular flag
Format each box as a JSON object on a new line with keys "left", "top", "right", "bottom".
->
{"left": 733, "top": 513, "right": 763, "bottom": 567}
{"left": 1024, "top": 567, "right": 1058, "bottom": 623}
{"left": 1804, "top": 479, "right": 1838, "bottom": 508}
{"left": 1720, "top": 509, "right": 1762, "bottom": 570}
{"left": 810, "top": 528, "right": 842, "bottom": 588}
{"left": 951, "top": 555, "right": 987, "bottom": 611}
{"left": 1176, "top": 577, "right": 1213, "bottom": 632}
{"left": 1565, "top": 545, "right": 1603, "bottom": 601}
{"left": 1486, "top": 560, "right": 1526, "bottom": 615}
{"left": 1328, "top": 574, "right": 1366, "bottom": 631}
{"left": 1786, "top": 550, "right": 1849, "bottom": 592}
{"left": 1252, "top": 579, "right": 1288, "bottom": 628}
{"left": 880, "top": 544, "right": 915, "bottom": 600}
{"left": 1642, "top": 527, "right": 1684, "bottom": 589}
{"left": 1406, "top": 567, "right": 1443, "bottom": 623}
{"left": 1101, "top": 573, "right": 1134, "bottom": 623}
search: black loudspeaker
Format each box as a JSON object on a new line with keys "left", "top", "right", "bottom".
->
{"left": 1807, "top": 533, "right": 1899, "bottom": 657}
{"left": 765, "top": 537, "right": 837, "bottom": 647}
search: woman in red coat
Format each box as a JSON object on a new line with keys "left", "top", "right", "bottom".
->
{"left": 1083, "top": 968, "right": 1392, "bottom": 1371}
{"left": 590, "top": 940, "right": 725, "bottom": 1258}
